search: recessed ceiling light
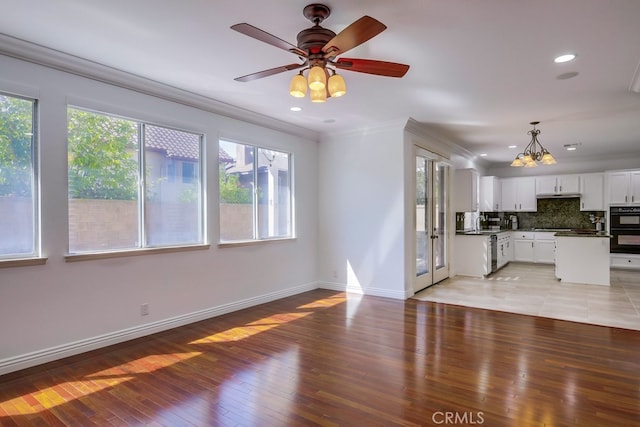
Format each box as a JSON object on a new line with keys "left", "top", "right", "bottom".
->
{"left": 479, "top": 153, "right": 488, "bottom": 157}
{"left": 508, "top": 145, "right": 517, "bottom": 149}
{"left": 563, "top": 142, "right": 582, "bottom": 151}
{"left": 554, "top": 53, "right": 576, "bottom": 63}
{"left": 290, "top": 106, "right": 302, "bottom": 112}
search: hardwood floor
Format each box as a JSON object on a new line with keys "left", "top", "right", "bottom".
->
{"left": 1, "top": 289, "right": 639, "bottom": 426}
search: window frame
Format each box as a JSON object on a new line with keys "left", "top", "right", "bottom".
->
{"left": 0, "top": 91, "right": 42, "bottom": 263}
{"left": 66, "top": 106, "right": 207, "bottom": 257}
{"left": 218, "top": 139, "right": 294, "bottom": 245}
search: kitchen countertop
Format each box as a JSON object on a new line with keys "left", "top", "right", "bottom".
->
{"left": 554, "top": 230, "right": 611, "bottom": 238}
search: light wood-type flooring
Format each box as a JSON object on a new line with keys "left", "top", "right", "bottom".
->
{"left": 1, "top": 286, "right": 639, "bottom": 426}
{"left": 414, "top": 263, "right": 640, "bottom": 331}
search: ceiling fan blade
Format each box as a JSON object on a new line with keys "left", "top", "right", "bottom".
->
{"left": 322, "top": 16, "right": 386, "bottom": 58}
{"left": 334, "top": 58, "right": 410, "bottom": 77}
{"left": 231, "top": 23, "right": 307, "bottom": 57}
{"left": 234, "top": 63, "right": 305, "bottom": 82}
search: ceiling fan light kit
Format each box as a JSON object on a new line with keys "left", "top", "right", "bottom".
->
{"left": 510, "top": 122, "right": 557, "bottom": 168}
{"left": 231, "top": 3, "right": 410, "bottom": 102}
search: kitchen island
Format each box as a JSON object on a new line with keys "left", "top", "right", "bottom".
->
{"left": 554, "top": 231, "right": 611, "bottom": 286}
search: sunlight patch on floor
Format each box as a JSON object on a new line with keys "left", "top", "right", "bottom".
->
{"left": 0, "top": 352, "right": 202, "bottom": 416}
{"left": 189, "top": 312, "right": 312, "bottom": 344}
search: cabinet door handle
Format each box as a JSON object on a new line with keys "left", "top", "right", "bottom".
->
{"left": 582, "top": 202, "right": 584, "bottom": 209}
{"left": 554, "top": 185, "right": 557, "bottom": 193}
{"left": 531, "top": 242, "right": 534, "bottom": 248}
{"left": 626, "top": 195, "right": 628, "bottom": 202}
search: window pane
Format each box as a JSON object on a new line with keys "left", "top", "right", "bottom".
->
{"left": 0, "top": 94, "right": 36, "bottom": 258}
{"left": 67, "top": 108, "right": 139, "bottom": 253}
{"left": 257, "top": 148, "right": 291, "bottom": 239}
{"left": 219, "top": 141, "right": 254, "bottom": 241}
{"left": 144, "top": 124, "right": 203, "bottom": 246}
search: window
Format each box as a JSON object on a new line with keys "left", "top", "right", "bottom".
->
{"left": 0, "top": 93, "right": 38, "bottom": 259}
{"left": 219, "top": 140, "right": 292, "bottom": 242}
{"left": 67, "top": 108, "right": 204, "bottom": 253}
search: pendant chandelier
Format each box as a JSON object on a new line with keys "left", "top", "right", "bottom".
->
{"left": 289, "top": 62, "right": 347, "bottom": 103}
{"left": 510, "top": 121, "right": 557, "bottom": 167}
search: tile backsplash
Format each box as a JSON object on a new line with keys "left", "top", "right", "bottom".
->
{"left": 484, "top": 197, "right": 604, "bottom": 230}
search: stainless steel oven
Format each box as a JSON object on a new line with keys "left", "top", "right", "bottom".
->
{"left": 610, "top": 207, "right": 640, "bottom": 254}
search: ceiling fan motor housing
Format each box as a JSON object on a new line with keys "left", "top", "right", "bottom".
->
{"left": 297, "top": 26, "right": 336, "bottom": 56}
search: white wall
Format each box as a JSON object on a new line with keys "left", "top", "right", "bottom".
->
{"left": 317, "top": 124, "right": 409, "bottom": 299}
{"left": 0, "top": 54, "right": 318, "bottom": 374}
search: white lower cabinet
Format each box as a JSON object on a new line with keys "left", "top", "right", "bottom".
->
{"left": 512, "top": 231, "right": 556, "bottom": 264}
{"left": 534, "top": 232, "right": 556, "bottom": 264}
{"left": 513, "top": 232, "right": 535, "bottom": 262}
{"left": 610, "top": 254, "right": 640, "bottom": 270}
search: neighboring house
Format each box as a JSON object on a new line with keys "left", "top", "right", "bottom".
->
{"left": 144, "top": 125, "right": 233, "bottom": 201}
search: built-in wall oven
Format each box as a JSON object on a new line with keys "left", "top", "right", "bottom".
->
{"left": 610, "top": 207, "right": 640, "bottom": 254}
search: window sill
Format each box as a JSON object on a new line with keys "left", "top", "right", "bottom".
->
{"left": 218, "top": 237, "right": 296, "bottom": 248}
{"left": 65, "top": 244, "right": 210, "bottom": 262}
{"left": 0, "top": 257, "right": 48, "bottom": 268}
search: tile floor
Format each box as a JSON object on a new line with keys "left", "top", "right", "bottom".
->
{"left": 413, "top": 263, "right": 640, "bottom": 331}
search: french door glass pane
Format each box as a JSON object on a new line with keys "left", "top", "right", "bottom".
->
{"left": 416, "top": 157, "right": 429, "bottom": 276}
{"left": 434, "top": 163, "right": 447, "bottom": 270}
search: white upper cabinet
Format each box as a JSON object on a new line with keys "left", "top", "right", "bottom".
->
{"left": 501, "top": 177, "right": 536, "bottom": 212}
{"left": 607, "top": 171, "right": 640, "bottom": 205}
{"left": 535, "top": 174, "right": 580, "bottom": 196}
{"left": 479, "top": 176, "right": 501, "bottom": 212}
{"left": 580, "top": 173, "right": 604, "bottom": 211}
{"left": 455, "top": 168, "right": 478, "bottom": 212}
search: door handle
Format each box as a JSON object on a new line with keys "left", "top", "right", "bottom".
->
{"left": 430, "top": 235, "right": 439, "bottom": 240}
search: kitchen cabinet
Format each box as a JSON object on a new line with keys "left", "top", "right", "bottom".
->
{"left": 610, "top": 254, "right": 640, "bottom": 270}
{"left": 535, "top": 175, "right": 580, "bottom": 196}
{"left": 454, "top": 234, "right": 490, "bottom": 277}
{"left": 513, "top": 231, "right": 535, "bottom": 262}
{"left": 556, "top": 235, "right": 610, "bottom": 286}
{"left": 501, "top": 177, "right": 536, "bottom": 212}
{"left": 607, "top": 170, "right": 640, "bottom": 205}
{"left": 455, "top": 168, "right": 478, "bottom": 212}
{"left": 534, "top": 232, "right": 556, "bottom": 264}
{"left": 580, "top": 173, "right": 604, "bottom": 211}
{"left": 479, "top": 176, "right": 501, "bottom": 212}
{"left": 497, "top": 232, "right": 511, "bottom": 269}
{"left": 513, "top": 231, "right": 555, "bottom": 264}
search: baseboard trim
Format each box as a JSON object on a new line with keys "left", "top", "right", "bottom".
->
{"left": 0, "top": 281, "right": 319, "bottom": 376}
{"left": 318, "top": 282, "right": 408, "bottom": 300}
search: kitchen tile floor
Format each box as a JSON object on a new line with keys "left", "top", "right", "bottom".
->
{"left": 413, "top": 263, "right": 640, "bottom": 331}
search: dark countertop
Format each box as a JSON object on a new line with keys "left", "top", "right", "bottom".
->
{"left": 455, "top": 230, "right": 509, "bottom": 236}
{"left": 554, "top": 230, "right": 611, "bottom": 238}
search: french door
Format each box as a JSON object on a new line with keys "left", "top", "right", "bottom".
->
{"left": 414, "top": 149, "right": 449, "bottom": 292}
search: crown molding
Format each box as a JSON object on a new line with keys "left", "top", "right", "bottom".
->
{"left": 0, "top": 33, "right": 319, "bottom": 142}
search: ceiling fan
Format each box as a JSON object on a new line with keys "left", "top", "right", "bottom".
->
{"left": 231, "top": 3, "right": 410, "bottom": 101}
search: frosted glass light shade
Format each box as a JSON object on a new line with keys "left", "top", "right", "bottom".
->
{"left": 541, "top": 151, "right": 557, "bottom": 165}
{"left": 308, "top": 66, "right": 326, "bottom": 91}
{"left": 310, "top": 88, "right": 327, "bottom": 103}
{"left": 328, "top": 73, "right": 346, "bottom": 97}
{"left": 289, "top": 74, "right": 307, "bottom": 98}
{"left": 510, "top": 156, "right": 524, "bottom": 167}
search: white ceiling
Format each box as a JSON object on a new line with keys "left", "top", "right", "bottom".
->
{"left": 2, "top": 0, "right": 640, "bottom": 166}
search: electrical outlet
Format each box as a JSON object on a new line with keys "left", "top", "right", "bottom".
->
{"left": 140, "top": 303, "right": 149, "bottom": 316}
